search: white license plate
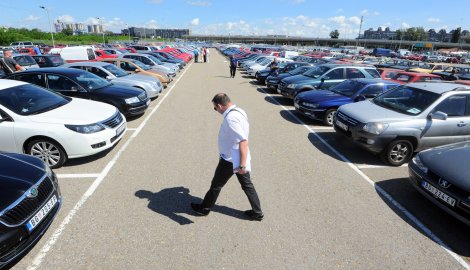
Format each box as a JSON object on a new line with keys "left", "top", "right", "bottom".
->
{"left": 116, "top": 122, "right": 126, "bottom": 136}
{"left": 146, "top": 99, "right": 151, "bottom": 106}
{"left": 26, "top": 195, "right": 58, "bottom": 232}
{"left": 336, "top": 120, "right": 348, "bottom": 131}
{"left": 422, "top": 181, "right": 456, "bottom": 207}
{"left": 294, "top": 103, "right": 300, "bottom": 109}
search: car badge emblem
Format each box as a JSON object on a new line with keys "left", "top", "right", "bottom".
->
{"left": 438, "top": 178, "right": 451, "bottom": 189}
{"left": 27, "top": 187, "right": 39, "bottom": 198}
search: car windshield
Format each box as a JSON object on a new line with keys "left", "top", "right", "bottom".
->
{"left": 147, "top": 55, "right": 163, "bottom": 65}
{"left": 71, "top": 72, "right": 111, "bottom": 90}
{"left": 303, "top": 66, "right": 330, "bottom": 78}
{"left": 102, "top": 64, "right": 129, "bottom": 77}
{"left": 289, "top": 66, "right": 311, "bottom": 75}
{"left": 0, "top": 83, "right": 70, "bottom": 116}
{"left": 49, "top": 56, "right": 65, "bottom": 66}
{"left": 131, "top": 60, "right": 151, "bottom": 70}
{"left": 373, "top": 86, "right": 440, "bottom": 115}
{"left": 329, "top": 80, "right": 367, "bottom": 97}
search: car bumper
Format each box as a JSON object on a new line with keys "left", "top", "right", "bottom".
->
{"left": 277, "top": 86, "right": 296, "bottom": 98}
{"left": 266, "top": 81, "right": 278, "bottom": 89}
{"left": 294, "top": 103, "right": 325, "bottom": 120}
{"left": 408, "top": 163, "right": 470, "bottom": 226}
{"left": 123, "top": 99, "right": 150, "bottom": 117}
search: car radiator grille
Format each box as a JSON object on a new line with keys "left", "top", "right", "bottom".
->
{"left": 279, "top": 82, "right": 287, "bottom": 88}
{"left": 0, "top": 177, "right": 54, "bottom": 226}
{"left": 336, "top": 111, "right": 360, "bottom": 126}
{"left": 102, "top": 111, "right": 124, "bottom": 128}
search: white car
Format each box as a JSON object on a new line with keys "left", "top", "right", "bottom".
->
{"left": 0, "top": 80, "right": 127, "bottom": 168}
{"left": 247, "top": 58, "right": 293, "bottom": 76}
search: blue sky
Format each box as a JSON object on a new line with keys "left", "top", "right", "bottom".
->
{"left": 0, "top": 0, "right": 468, "bottom": 38}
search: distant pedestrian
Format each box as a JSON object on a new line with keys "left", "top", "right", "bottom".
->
{"left": 229, "top": 55, "right": 237, "bottom": 78}
{"left": 206, "top": 48, "right": 210, "bottom": 63}
{"left": 203, "top": 47, "right": 207, "bottom": 63}
{"left": 191, "top": 93, "right": 264, "bottom": 221}
{"left": 194, "top": 48, "right": 199, "bottom": 63}
{"left": 33, "top": 45, "right": 42, "bottom": 55}
{"left": 268, "top": 57, "right": 279, "bottom": 76}
{"left": 0, "top": 50, "right": 24, "bottom": 75}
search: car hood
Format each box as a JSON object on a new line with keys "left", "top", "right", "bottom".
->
{"left": 271, "top": 73, "right": 295, "bottom": 81}
{"left": 94, "top": 84, "right": 143, "bottom": 99}
{"left": 338, "top": 100, "right": 411, "bottom": 123}
{"left": 282, "top": 74, "right": 314, "bottom": 84}
{"left": 30, "top": 98, "right": 118, "bottom": 124}
{"left": 0, "top": 153, "right": 47, "bottom": 211}
{"left": 125, "top": 74, "right": 159, "bottom": 84}
{"left": 297, "top": 90, "right": 352, "bottom": 104}
{"left": 419, "top": 142, "right": 470, "bottom": 190}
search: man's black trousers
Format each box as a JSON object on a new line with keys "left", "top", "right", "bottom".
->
{"left": 201, "top": 158, "right": 262, "bottom": 214}
{"left": 230, "top": 66, "right": 236, "bottom": 77}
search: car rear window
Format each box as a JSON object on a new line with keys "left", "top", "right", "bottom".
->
{"left": 365, "top": 69, "right": 381, "bottom": 78}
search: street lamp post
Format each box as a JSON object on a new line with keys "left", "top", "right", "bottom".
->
{"left": 125, "top": 23, "right": 131, "bottom": 42}
{"left": 39, "top": 6, "right": 55, "bottom": 47}
{"left": 96, "top": 17, "right": 105, "bottom": 45}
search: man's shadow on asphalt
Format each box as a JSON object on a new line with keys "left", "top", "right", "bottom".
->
{"left": 135, "top": 186, "right": 248, "bottom": 225}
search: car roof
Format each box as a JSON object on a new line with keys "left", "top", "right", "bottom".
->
{"left": 15, "top": 67, "right": 86, "bottom": 75}
{"left": 396, "top": 71, "right": 441, "bottom": 77}
{"left": 0, "top": 79, "right": 28, "bottom": 90}
{"left": 30, "top": 55, "right": 60, "bottom": 58}
{"left": 354, "top": 78, "right": 398, "bottom": 85}
{"left": 64, "top": 61, "right": 109, "bottom": 67}
{"left": 407, "top": 82, "right": 470, "bottom": 94}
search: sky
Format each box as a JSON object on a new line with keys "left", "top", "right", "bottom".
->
{"left": 0, "top": 0, "right": 469, "bottom": 38}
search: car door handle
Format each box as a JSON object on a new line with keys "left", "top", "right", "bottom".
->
{"left": 457, "top": 122, "right": 467, "bottom": 127}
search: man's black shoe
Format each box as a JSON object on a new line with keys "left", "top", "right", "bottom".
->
{"left": 244, "top": 210, "right": 264, "bottom": 221}
{"left": 191, "top": 203, "right": 210, "bottom": 216}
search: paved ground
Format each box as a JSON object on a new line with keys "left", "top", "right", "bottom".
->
{"left": 11, "top": 51, "right": 470, "bottom": 270}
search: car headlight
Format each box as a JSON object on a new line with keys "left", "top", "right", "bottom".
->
{"left": 65, "top": 124, "right": 105, "bottom": 134}
{"left": 362, "top": 122, "right": 389, "bottom": 135}
{"left": 412, "top": 155, "right": 428, "bottom": 174}
{"left": 287, "top": 84, "right": 296, "bottom": 89}
{"left": 125, "top": 97, "right": 140, "bottom": 104}
{"left": 302, "top": 102, "right": 319, "bottom": 109}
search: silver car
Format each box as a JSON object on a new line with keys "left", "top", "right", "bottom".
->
{"left": 334, "top": 82, "right": 470, "bottom": 166}
{"left": 12, "top": 54, "right": 40, "bottom": 70}
{"left": 63, "top": 61, "right": 162, "bottom": 99}
{"left": 122, "top": 53, "right": 177, "bottom": 77}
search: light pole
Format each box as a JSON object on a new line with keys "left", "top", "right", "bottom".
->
{"left": 96, "top": 17, "right": 105, "bottom": 45}
{"left": 39, "top": 6, "right": 55, "bottom": 47}
{"left": 125, "top": 23, "right": 131, "bottom": 43}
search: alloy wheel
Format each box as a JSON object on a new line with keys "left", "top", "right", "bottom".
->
{"left": 30, "top": 141, "right": 61, "bottom": 167}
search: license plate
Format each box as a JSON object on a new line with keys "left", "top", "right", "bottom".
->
{"left": 421, "top": 181, "right": 456, "bottom": 207}
{"left": 146, "top": 99, "right": 151, "bottom": 106}
{"left": 26, "top": 195, "right": 57, "bottom": 232}
{"left": 294, "top": 103, "right": 300, "bottom": 109}
{"left": 116, "top": 122, "right": 126, "bottom": 136}
{"left": 336, "top": 120, "right": 348, "bottom": 131}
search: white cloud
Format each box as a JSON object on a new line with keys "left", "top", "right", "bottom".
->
{"left": 428, "top": 17, "right": 440, "bottom": 23}
{"left": 25, "top": 15, "right": 41, "bottom": 21}
{"left": 187, "top": 1, "right": 211, "bottom": 6}
{"left": 56, "top": 15, "right": 75, "bottom": 23}
{"left": 348, "top": 16, "right": 361, "bottom": 25}
{"left": 361, "top": 9, "right": 369, "bottom": 16}
{"left": 329, "top": 16, "right": 346, "bottom": 25}
{"left": 85, "top": 17, "right": 100, "bottom": 25}
{"left": 401, "top": 22, "right": 410, "bottom": 29}
{"left": 361, "top": 9, "right": 380, "bottom": 16}
{"left": 263, "top": 18, "right": 274, "bottom": 25}
{"left": 145, "top": 19, "right": 158, "bottom": 29}
{"left": 190, "top": 18, "right": 200, "bottom": 26}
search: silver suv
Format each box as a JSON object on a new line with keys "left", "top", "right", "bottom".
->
{"left": 334, "top": 82, "right": 470, "bottom": 166}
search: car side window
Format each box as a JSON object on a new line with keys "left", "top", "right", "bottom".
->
{"left": 46, "top": 74, "right": 79, "bottom": 91}
{"left": 140, "top": 57, "right": 153, "bottom": 65}
{"left": 13, "top": 74, "right": 46, "bottom": 88}
{"left": 433, "top": 95, "right": 468, "bottom": 117}
{"left": 346, "top": 68, "right": 366, "bottom": 79}
{"left": 120, "top": 62, "right": 134, "bottom": 71}
{"left": 361, "top": 85, "right": 384, "bottom": 96}
{"left": 89, "top": 67, "right": 108, "bottom": 78}
{"left": 325, "top": 68, "right": 344, "bottom": 80}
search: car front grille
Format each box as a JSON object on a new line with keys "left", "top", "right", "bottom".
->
{"left": 0, "top": 177, "right": 54, "bottom": 226}
{"left": 336, "top": 111, "right": 360, "bottom": 126}
{"left": 102, "top": 111, "right": 124, "bottom": 128}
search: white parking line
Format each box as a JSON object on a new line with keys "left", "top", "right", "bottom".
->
{"left": 56, "top": 174, "right": 100, "bottom": 179}
{"left": 126, "top": 128, "right": 137, "bottom": 131}
{"left": 311, "top": 126, "right": 334, "bottom": 130}
{"left": 258, "top": 87, "right": 470, "bottom": 270}
{"left": 27, "top": 63, "right": 193, "bottom": 270}
{"left": 356, "top": 164, "right": 409, "bottom": 169}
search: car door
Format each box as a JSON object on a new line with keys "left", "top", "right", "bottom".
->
{"left": 9, "top": 73, "right": 47, "bottom": 88}
{"left": 0, "top": 108, "right": 17, "bottom": 153}
{"left": 420, "top": 95, "right": 470, "bottom": 149}
{"left": 320, "top": 68, "right": 345, "bottom": 89}
{"left": 45, "top": 74, "right": 85, "bottom": 98}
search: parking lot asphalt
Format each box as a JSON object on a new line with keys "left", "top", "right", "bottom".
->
{"left": 12, "top": 52, "right": 469, "bottom": 270}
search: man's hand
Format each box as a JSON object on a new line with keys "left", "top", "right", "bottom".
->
{"left": 236, "top": 168, "right": 248, "bottom": 175}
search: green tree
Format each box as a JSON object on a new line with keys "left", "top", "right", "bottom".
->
{"left": 61, "top": 28, "right": 73, "bottom": 36}
{"left": 451, "top": 27, "right": 462, "bottom": 43}
{"left": 404, "top": 27, "right": 426, "bottom": 41}
{"left": 330, "top": 29, "right": 340, "bottom": 39}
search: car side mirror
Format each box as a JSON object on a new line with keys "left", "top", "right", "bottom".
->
{"left": 429, "top": 111, "right": 448, "bottom": 120}
{"left": 354, "top": 95, "right": 366, "bottom": 102}
{"left": 106, "top": 76, "right": 112, "bottom": 80}
{"left": 321, "top": 77, "right": 326, "bottom": 82}
{"left": 135, "top": 69, "right": 140, "bottom": 73}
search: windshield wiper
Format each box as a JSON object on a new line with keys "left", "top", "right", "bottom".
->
{"left": 30, "top": 101, "right": 67, "bottom": 115}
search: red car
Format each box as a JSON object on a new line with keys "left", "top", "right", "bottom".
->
{"left": 387, "top": 71, "right": 442, "bottom": 84}
{"left": 94, "top": 49, "right": 118, "bottom": 59}
{"left": 378, "top": 68, "right": 402, "bottom": 80}
{"left": 159, "top": 48, "right": 191, "bottom": 63}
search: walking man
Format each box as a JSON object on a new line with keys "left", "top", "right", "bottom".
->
{"left": 191, "top": 93, "right": 264, "bottom": 221}
{"left": 0, "top": 50, "right": 24, "bottom": 75}
{"left": 229, "top": 56, "right": 237, "bottom": 78}
{"left": 194, "top": 48, "right": 199, "bottom": 63}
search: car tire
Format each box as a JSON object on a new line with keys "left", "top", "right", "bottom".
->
{"left": 27, "top": 139, "right": 67, "bottom": 169}
{"left": 323, "top": 109, "right": 337, "bottom": 126}
{"left": 380, "top": 140, "right": 413, "bottom": 166}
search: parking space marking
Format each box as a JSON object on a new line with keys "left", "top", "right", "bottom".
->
{"left": 311, "top": 126, "right": 334, "bottom": 130}
{"left": 356, "top": 164, "right": 408, "bottom": 169}
{"left": 27, "top": 62, "right": 193, "bottom": 270}
{"left": 126, "top": 128, "right": 137, "bottom": 131}
{"left": 57, "top": 174, "right": 100, "bottom": 179}
{"left": 258, "top": 87, "right": 470, "bottom": 270}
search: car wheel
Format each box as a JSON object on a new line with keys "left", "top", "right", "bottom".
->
{"left": 380, "top": 140, "right": 413, "bottom": 166}
{"left": 27, "top": 139, "right": 67, "bottom": 169}
{"left": 323, "top": 109, "right": 336, "bottom": 126}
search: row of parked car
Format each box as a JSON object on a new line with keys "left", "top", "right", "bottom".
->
{"left": 221, "top": 44, "right": 470, "bottom": 228}
{"left": 0, "top": 42, "right": 198, "bottom": 268}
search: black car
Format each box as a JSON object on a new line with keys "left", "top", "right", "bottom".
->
{"left": 255, "top": 62, "right": 313, "bottom": 84}
{"left": 266, "top": 65, "right": 314, "bottom": 90}
{"left": 31, "top": 55, "right": 65, "bottom": 68}
{"left": 0, "top": 152, "right": 61, "bottom": 268}
{"left": 409, "top": 141, "right": 470, "bottom": 226}
{"left": 5, "top": 67, "right": 149, "bottom": 118}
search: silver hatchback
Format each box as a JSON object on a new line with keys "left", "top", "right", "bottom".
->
{"left": 334, "top": 82, "right": 470, "bottom": 166}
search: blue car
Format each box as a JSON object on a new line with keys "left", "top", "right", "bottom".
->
{"left": 293, "top": 79, "right": 400, "bottom": 126}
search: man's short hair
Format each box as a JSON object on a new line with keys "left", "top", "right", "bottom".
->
{"left": 212, "top": 93, "right": 231, "bottom": 106}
